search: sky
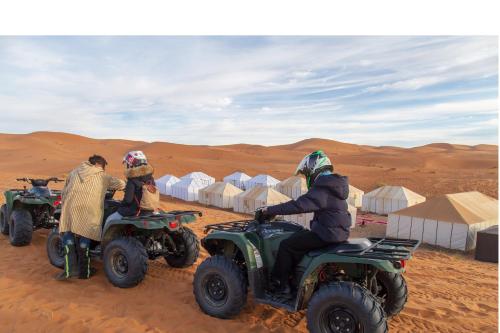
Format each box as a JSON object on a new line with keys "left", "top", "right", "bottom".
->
{"left": 0, "top": 36, "right": 497, "bottom": 147}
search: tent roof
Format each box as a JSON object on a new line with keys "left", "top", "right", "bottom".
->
{"left": 237, "top": 186, "right": 290, "bottom": 202}
{"left": 391, "top": 191, "right": 498, "bottom": 225}
{"left": 173, "top": 177, "right": 207, "bottom": 188}
{"left": 349, "top": 185, "right": 364, "bottom": 195}
{"left": 156, "top": 174, "right": 180, "bottom": 183}
{"left": 200, "top": 182, "right": 243, "bottom": 195}
{"left": 248, "top": 174, "right": 280, "bottom": 184}
{"left": 181, "top": 171, "right": 214, "bottom": 180}
{"left": 224, "top": 171, "right": 251, "bottom": 180}
{"left": 364, "top": 185, "right": 424, "bottom": 200}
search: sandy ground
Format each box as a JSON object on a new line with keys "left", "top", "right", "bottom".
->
{"left": 0, "top": 132, "right": 498, "bottom": 332}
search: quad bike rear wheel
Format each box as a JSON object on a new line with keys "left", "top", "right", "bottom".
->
{"left": 9, "top": 209, "right": 33, "bottom": 246}
{"left": 375, "top": 271, "right": 408, "bottom": 317}
{"left": 103, "top": 237, "right": 148, "bottom": 288}
{"left": 193, "top": 255, "right": 247, "bottom": 319}
{"left": 46, "top": 228, "right": 65, "bottom": 269}
{"left": 307, "top": 282, "right": 388, "bottom": 333}
{"left": 0, "top": 204, "right": 8, "bottom": 235}
{"left": 164, "top": 227, "right": 200, "bottom": 268}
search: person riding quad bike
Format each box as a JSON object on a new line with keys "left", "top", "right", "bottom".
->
{"left": 256, "top": 150, "right": 351, "bottom": 298}
{"left": 106, "top": 150, "right": 158, "bottom": 223}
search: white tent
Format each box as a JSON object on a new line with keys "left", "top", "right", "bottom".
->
{"left": 171, "top": 178, "right": 208, "bottom": 202}
{"left": 181, "top": 171, "right": 215, "bottom": 187}
{"left": 155, "top": 174, "right": 180, "bottom": 195}
{"left": 223, "top": 171, "right": 251, "bottom": 190}
{"left": 233, "top": 186, "right": 290, "bottom": 214}
{"left": 276, "top": 176, "right": 307, "bottom": 199}
{"left": 361, "top": 186, "right": 425, "bottom": 215}
{"left": 198, "top": 182, "right": 243, "bottom": 209}
{"left": 246, "top": 174, "right": 280, "bottom": 189}
{"left": 348, "top": 185, "right": 364, "bottom": 208}
{"left": 387, "top": 191, "right": 498, "bottom": 251}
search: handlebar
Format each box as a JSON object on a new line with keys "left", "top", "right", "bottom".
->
{"left": 16, "top": 177, "right": 65, "bottom": 185}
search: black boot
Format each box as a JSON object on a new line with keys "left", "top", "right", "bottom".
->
{"left": 78, "top": 245, "right": 95, "bottom": 279}
{"left": 268, "top": 276, "right": 292, "bottom": 299}
{"left": 55, "top": 244, "right": 79, "bottom": 280}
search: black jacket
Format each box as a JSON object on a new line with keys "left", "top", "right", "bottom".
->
{"left": 117, "top": 164, "right": 155, "bottom": 216}
{"left": 266, "top": 173, "right": 351, "bottom": 243}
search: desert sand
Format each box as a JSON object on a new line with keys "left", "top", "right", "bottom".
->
{"left": 0, "top": 131, "right": 497, "bottom": 333}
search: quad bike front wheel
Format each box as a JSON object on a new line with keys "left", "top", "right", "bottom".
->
{"left": 164, "top": 227, "right": 200, "bottom": 268}
{"left": 9, "top": 209, "right": 33, "bottom": 246}
{"left": 0, "top": 204, "right": 9, "bottom": 235}
{"left": 46, "top": 228, "right": 65, "bottom": 269}
{"left": 307, "top": 282, "right": 388, "bottom": 333}
{"left": 375, "top": 271, "right": 408, "bottom": 317}
{"left": 103, "top": 237, "right": 148, "bottom": 288}
{"left": 193, "top": 255, "right": 247, "bottom": 319}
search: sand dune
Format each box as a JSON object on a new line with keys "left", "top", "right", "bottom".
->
{"left": 0, "top": 131, "right": 497, "bottom": 332}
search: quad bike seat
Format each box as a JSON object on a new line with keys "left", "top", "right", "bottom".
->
{"left": 308, "top": 238, "right": 373, "bottom": 257}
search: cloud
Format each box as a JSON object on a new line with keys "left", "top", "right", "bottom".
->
{"left": 0, "top": 36, "right": 497, "bottom": 146}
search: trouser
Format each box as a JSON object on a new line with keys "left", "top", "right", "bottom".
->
{"left": 61, "top": 232, "right": 92, "bottom": 279}
{"left": 272, "top": 229, "right": 331, "bottom": 286}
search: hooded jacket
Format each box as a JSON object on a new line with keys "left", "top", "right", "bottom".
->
{"left": 59, "top": 161, "right": 125, "bottom": 241}
{"left": 118, "top": 164, "right": 155, "bottom": 216}
{"left": 266, "top": 173, "right": 351, "bottom": 243}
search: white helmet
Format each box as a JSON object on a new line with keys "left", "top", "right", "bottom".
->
{"left": 122, "top": 150, "right": 148, "bottom": 168}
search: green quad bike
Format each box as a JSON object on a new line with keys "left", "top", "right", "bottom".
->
{"left": 193, "top": 218, "right": 420, "bottom": 333}
{"left": 0, "top": 177, "right": 63, "bottom": 246}
{"left": 46, "top": 190, "right": 201, "bottom": 288}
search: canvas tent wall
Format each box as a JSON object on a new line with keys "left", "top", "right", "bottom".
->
{"left": 171, "top": 178, "right": 208, "bottom": 202}
{"left": 386, "top": 191, "right": 498, "bottom": 251}
{"left": 361, "top": 186, "right": 425, "bottom": 215}
{"left": 155, "top": 174, "right": 180, "bottom": 195}
{"left": 276, "top": 176, "right": 307, "bottom": 199}
{"left": 198, "top": 182, "right": 243, "bottom": 209}
{"left": 246, "top": 174, "right": 280, "bottom": 189}
{"left": 348, "top": 185, "right": 364, "bottom": 208}
{"left": 181, "top": 171, "right": 215, "bottom": 187}
{"left": 234, "top": 187, "right": 290, "bottom": 214}
{"left": 223, "top": 171, "right": 251, "bottom": 190}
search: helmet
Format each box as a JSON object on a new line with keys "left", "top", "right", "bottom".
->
{"left": 295, "top": 150, "right": 333, "bottom": 188}
{"left": 123, "top": 150, "right": 148, "bottom": 168}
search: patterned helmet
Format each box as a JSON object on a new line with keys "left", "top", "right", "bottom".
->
{"left": 295, "top": 150, "right": 333, "bottom": 188}
{"left": 123, "top": 150, "right": 148, "bottom": 168}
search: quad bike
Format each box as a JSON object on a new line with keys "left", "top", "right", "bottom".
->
{"left": 0, "top": 177, "right": 63, "bottom": 246}
{"left": 46, "top": 190, "right": 201, "bottom": 288}
{"left": 193, "top": 217, "right": 420, "bottom": 333}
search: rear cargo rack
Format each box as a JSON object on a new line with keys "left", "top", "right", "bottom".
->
{"left": 342, "top": 237, "right": 420, "bottom": 260}
{"left": 204, "top": 220, "right": 254, "bottom": 234}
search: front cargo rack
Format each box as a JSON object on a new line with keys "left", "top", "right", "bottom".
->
{"left": 122, "top": 210, "right": 202, "bottom": 221}
{"left": 204, "top": 220, "right": 254, "bottom": 234}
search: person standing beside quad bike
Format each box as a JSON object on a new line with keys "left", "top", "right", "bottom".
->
{"left": 56, "top": 155, "right": 125, "bottom": 280}
{"left": 106, "top": 150, "right": 159, "bottom": 223}
{"left": 255, "top": 150, "right": 351, "bottom": 298}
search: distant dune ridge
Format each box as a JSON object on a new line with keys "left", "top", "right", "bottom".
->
{"left": 0, "top": 131, "right": 496, "bottom": 198}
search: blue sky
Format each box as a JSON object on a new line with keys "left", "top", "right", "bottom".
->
{"left": 0, "top": 36, "right": 497, "bottom": 146}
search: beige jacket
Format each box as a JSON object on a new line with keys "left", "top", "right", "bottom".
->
{"left": 59, "top": 161, "right": 125, "bottom": 241}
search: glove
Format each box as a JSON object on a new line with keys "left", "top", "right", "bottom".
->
{"left": 254, "top": 207, "right": 274, "bottom": 224}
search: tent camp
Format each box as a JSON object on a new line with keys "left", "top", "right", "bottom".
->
{"left": 276, "top": 176, "right": 307, "bottom": 199}
{"left": 246, "top": 174, "right": 280, "bottom": 189}
{"left": 223, "top": 171, "right": 251, "bottom": 190}
{"left": 171, "top": 178, "right": 208, "bottom": 202}
{"left": 362, "top": 186, "right": 425, "bottom": 215}
{"left": 181, "top": 171, "right": 215, "bottom": 187}
{"left": 233, "top": 186, "right": 290, "bottom": 214}
{"left": 198, "top": 182, "right": 243, "bottom": 209}
{"left": 155, "top": 174, "right": 180, "bottom": 195}
{"left": 387, "top": 191, "right": 498, "bottom": 251}
{"left": 348, "top": 185, "right": 364, "bottom": 208}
